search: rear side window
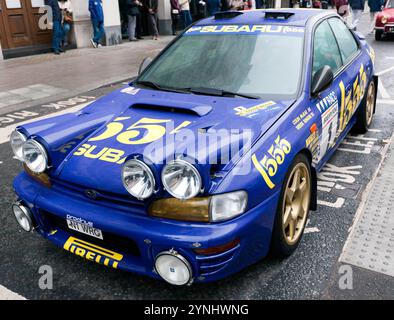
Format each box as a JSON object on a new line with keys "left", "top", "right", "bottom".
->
{"left": 328, "top": 18, "right": 359, "bottom": 63}
{"left": 312, "top": 20, "right": 343, "bottom": 79}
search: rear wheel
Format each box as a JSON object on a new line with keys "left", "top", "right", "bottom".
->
{"left": 353, "top": 81, "right": 376, "bottom": 134}
{"left": 270, "top": 153, "right": 311, "bottom": 257}
{"left": 375, "top": 30, "right": 383, "bottom": 41}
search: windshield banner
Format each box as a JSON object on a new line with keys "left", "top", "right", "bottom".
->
{"left": 185, "top": 25, "right": 305, "bottom": 36}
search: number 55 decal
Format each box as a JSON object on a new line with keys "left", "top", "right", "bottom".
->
{"left": 89, "top": 117, "right": 192, "bottom": 145}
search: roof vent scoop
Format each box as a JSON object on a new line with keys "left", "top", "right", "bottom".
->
{"left": 214, "top": 11, "right": 244, "bottom": 20}
{"left": 264, "top": 12, "right": 294, "bottom": 20}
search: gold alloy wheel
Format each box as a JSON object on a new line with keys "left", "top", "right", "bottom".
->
{"left": 366, "top": 82, "right": 375, "bottom": 126}
{"left": 282, "top": 162, "right": 311, "bottom": 246}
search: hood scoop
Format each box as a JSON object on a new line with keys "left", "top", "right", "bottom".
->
{"left": 130, "top": 99, "right": 213, "bottom": 117}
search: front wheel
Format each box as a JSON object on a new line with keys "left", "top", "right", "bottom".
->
{"left": 353, "top": 81, "right": 376, "bottom": 134}
{"left": 270, "top": 153, "right": 312, "bottom": 257}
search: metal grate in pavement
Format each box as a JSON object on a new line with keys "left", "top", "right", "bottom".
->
{"left": 340, "top": 138, "right": 394, "bottom": 277}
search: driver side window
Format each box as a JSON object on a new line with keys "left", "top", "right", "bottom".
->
{"left": 312, "top": 20, "right": 343, "bottom": 79}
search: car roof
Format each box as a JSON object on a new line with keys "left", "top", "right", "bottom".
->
{"left": 195, "top": 9, "right": 329, "bottom": 27}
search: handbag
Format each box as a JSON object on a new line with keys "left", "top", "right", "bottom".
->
{"left": 64, "top": 11, "right": 73, "bottom": 23}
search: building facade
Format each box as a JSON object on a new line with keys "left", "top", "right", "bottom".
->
{"left": 0, "top": 0, "right": 289, "bottom": 60}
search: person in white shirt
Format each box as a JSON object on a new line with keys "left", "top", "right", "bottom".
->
{"left": 58, "top": 0, "right": 73, "bottom": 48}
{"left": 179, "top": 0, "right": 192, "bottom": 29}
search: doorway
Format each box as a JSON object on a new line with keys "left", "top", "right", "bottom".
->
{"left": 0, "top": 0, "right": 52, "bottom": 58}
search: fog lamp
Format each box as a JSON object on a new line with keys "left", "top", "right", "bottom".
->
{"left": 154, "top": 250, "right": 192, "bottom": 286}
{"left": 12, "top": 203, "right": 34, "bottom": 232}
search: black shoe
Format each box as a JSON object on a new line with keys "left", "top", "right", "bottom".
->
{"left": 136, "top": 36, "right": 143, "bottom": 40}
{"left": 59, "top": 48, "right": 65, "bottom": 53}
{"left": 54, "top": 50, "right": 60, "bottom": 55}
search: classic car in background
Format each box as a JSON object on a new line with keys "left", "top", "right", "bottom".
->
{"left": 374, "top": 0, "right": 394, "bottom": 40}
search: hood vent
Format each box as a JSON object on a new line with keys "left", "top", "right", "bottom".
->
{"left": 130, "top": 103, "right": 212, "bottom": 117}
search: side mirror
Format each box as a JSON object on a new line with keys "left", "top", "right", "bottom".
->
{"left": 138, "top": 57, "right": 153, "bottom": 75}
{"left": 311, "top": 65, "right": 334, "bottom": 96}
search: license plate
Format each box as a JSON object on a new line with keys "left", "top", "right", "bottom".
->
{"left": 385, "top": 26, "right": 394, "bottom": 33}
{"left": 67, "top": 219, "right": 103, "bottom": 240}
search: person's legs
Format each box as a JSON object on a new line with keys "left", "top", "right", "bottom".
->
{"left": 98, "top": 21, "right": 105, "bottom": 45}
{"left": 128, "top": 15, "right": 137, "bottom": 40}
{"left": 171, "top": 14, "right": 178, "bottom": 35}
{"left": 52, "top": 20, "right": 62, "bottom": 54}
{"left": 136, "top": 13, "right": 143, "bottom": 39}
{"left": 148, "top": 13, "right": 159, "bottom": 38}
{"left": 91, "top": 19, "right": 99, "bottom": 46}
{"left": 62, "top": 22, "right": 71, "bottom": 46}
{"left": 185, "top": 10, "right": 192, "bottom": 28}
{"left": 352, "top": 9, "right": 362, "bottom": 29}
{"left": 369, "top": 12, "right": 377, "bottom": 33}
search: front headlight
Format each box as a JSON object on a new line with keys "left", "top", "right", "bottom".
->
{"left": 381, "top": 15, "right": 388, "bottom": 24}
{"left": 22, "top": 140, "right": 48, "bottom": 173}
{"left": 10, "top": 130, "right": 27, "bottom": 161}
{"left": 210, "top": 191, "right": 248, "bottom": 222}
{"left": 122, "top": 159, "right": 155, "bottom": 199}
{"left": 161, "top": 159, "right": 202, "bottom": 200}
{"left": 149, "top": 190, "right": 248, "bottom": 222}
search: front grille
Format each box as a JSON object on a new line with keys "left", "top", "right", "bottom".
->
{"left": 41, "top": 211, "right": 140, "bottom": 257}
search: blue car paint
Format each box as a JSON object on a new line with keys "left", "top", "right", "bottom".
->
{"left": 13, "top": 9, "right": 375, "bottom": 283}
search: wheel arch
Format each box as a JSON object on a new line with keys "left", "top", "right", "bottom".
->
{"left": 298, "top": 148, "right": 317, "bottom": 211}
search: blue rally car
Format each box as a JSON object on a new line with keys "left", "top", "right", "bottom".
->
{"left": 10, "top": 9, "right": 377, "bottom": 285}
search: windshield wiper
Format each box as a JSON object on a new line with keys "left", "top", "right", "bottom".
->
{"left": 134, "top": 80, "right": 190, "bottom": 94}
{"left": 182, "top": 87, "right": 260, "bottom": 99}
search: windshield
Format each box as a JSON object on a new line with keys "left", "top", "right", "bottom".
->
{"left": 137, "top": 25, "right": 305, "bottom": 100}
{"left": 387, "top": 0, "right": 394, "bottom": 8}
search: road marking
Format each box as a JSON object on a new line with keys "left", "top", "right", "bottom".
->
{"left": 0, "top": 284, "right": 26, "bottom": 300}
{"left": 375, "top": 66, "right": 394, "bottom": 76}
{"left": 378, "top": 79, "right": 390, "bottom": 99}
{"left": 377, "top": 99, "right": 394, "bottom": 105}
{"left": 0, "top": 101, "right": 94, "bottom": 145}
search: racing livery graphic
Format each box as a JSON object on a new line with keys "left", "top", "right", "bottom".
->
{"left": 10, "top": 10, "right": 377, "bottom": 285}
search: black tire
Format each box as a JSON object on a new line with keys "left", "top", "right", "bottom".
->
{"left": 353, "top": 81, "right": 376, "bottom": 134}
{"left": 375, "top": 30, "right": 383, "bottom": 41}
{"left": 270, "top": 153, "right": 312, "bottom": 258}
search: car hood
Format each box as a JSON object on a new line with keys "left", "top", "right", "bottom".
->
{"left": 20, "top": 86, "right": 294, "bottom": 195}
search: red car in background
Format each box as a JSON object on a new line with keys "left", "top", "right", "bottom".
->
{"left": 375, "top": 0, "right": 394, "bottom": 40}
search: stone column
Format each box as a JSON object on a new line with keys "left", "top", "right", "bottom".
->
{"left": 72, "top": 0, "right": 94, "bottom": 48}
{"left": 102, "top": 0, "right": 122, "bottom": 46}
{"left": 157, "top": 0, "right": 172, "bottom": 35}
{"left": 0, "top": 42, "right": 4, "bottom": 60}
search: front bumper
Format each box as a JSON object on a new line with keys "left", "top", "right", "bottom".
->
{"left": 375, "top": 24, "right": 394, "bottom": 33}
{"left": 13, "top": 172, "right": 279, "bottom": 284}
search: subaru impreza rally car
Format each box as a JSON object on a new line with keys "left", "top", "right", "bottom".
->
{"left": 10, "top": 9, "right": 377, "bottom": 285}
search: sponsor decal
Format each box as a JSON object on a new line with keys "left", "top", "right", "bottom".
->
{"left": 338, "top": 64, "right": 367, "bottom": 133}
{"left": 185, "top": 25, "right": 305, "bottom": 35}
{"left": 234, "top": 101, "right": 277, "bottom": 118}
{"left": 316, "top": 91, "right": 339, "bottom": 162}
{"left": 63, "top": 236, "right": 123, "bottom": 269}
{"left": 252, "top": 135, "right": 291, "bottom": 189}
{"left": 292, "top": 107, "right": 314, "bottom": 130}
{"left": 306, "top": 130, "right": 320, "bottom": 161}
{"left": 121, "top": 87, "right": 140, "bottom": 95}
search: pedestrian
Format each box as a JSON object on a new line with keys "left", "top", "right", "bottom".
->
{"left": 89, "top": 0, "right": 105, "bottom": 48}
{"left": 45, "top": 0, "right": 63, "bottom": 55}
{"left": 145, "top": 0, "right": 160, "bottom": 40}
{"left": 255, "top": 0, "right": 263, "bottom": 8}
{"left": 220, "top": 0, "right": 229, "bottom": 10}
{"left": 206, "top": 0, "right": 221, "bottom": 15}
{"left": 170, "top": 0, "right": 181, "bottom": 35}
{"left": 368, "top": 0, "right": 385, "bottom": 33}
{"left": 179, "top": 0, "right": 193, "bottom": 29}
{"left": 127, "top": 0, "right": 142, "bottom": 41}
{"left": 58, "top": 0, "right": 73, "bottom": 49}
{"left": 227, "top": 0, "right": 247, "bottom": 10}
{"left": 334, "top": 0, "right": 350, "bottom": 23}
{"left": 348, "top": 0, "right": 364, "bottom": 30}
